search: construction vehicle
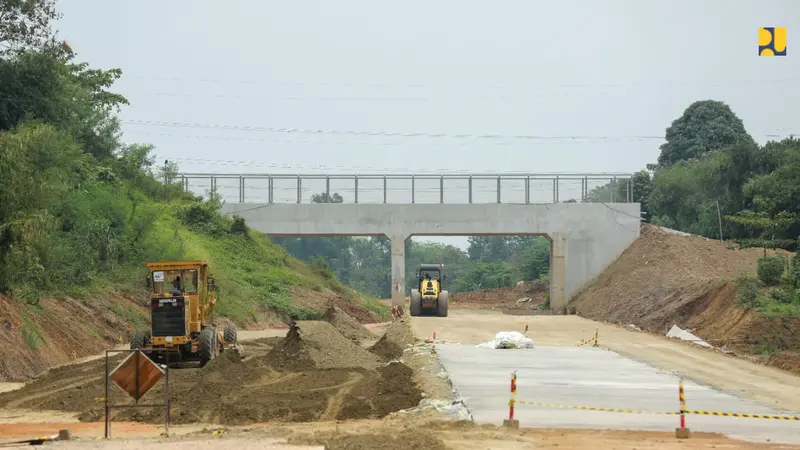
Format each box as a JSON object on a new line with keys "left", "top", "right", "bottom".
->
{"left": 409, "top": 264, "right": 449, "bottom": 317}
{"left": 129, "top": 260, "right": 237, "bottom": 366}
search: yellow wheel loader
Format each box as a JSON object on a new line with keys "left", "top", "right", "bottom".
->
{"left": 129, "top": 260, "right": 238, "bottom": 366}
{"left": 409, "top": 264, "right": 449, "bottom": 317}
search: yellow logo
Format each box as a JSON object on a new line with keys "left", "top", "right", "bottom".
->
{"left": 759, "top": 27, "right": 786, "bottom": 56}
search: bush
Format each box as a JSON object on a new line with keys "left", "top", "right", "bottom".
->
{"left": 736, "top": 277, "right": 762, "bottom": 308}
{"left": 791, "top": 254, "right": 800, "bottom": 289}
{"left": 770, "top": 288, "right": 793, "bottom": 304}
{"left": 757, "top": 256, "right": 785, "bottom": 285}
{"left": 230, "top": 215, "right": 248, "bottom": 236}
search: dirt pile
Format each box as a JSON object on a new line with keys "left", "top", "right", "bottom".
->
{"left": 289, "top": 286, "right": 382, "bottom": 324}
{"left": 574, "top": 223, "right": 800, "bottom": 374}
{"left": 452, "top": 280, "right": 548, "bottom": 311}
{"left": 265, "top": 321, "right": 381, "bottom": 370}
{"left": 289, "top": 428, "right": 446, "bottom": 450}
{"left": 0, "top": 336, "right": 423, "bottom": 426}
{"left": 369, "top": 320, "right": 416, "bottom": 361}
{"left": 323, "top": 305, "right": 377, "bottom": 342}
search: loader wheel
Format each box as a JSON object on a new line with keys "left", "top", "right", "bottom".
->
{"left": 437, "top": 291, "right": 449, "bottom": 317}
{"left": 223, "top": 324, "right": 238, "bottom": 344}
{"left": 410, "top": 290, "right": 422, "bottom": 317}
{"left": 198, "top": 328, "right": 217, "bottom": 367}
{"left": 130, "top": 330, "right": 148, "bottom": 350}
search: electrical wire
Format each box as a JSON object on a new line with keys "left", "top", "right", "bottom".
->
{"left": 122, "top": 120, "right": 665, "bottom": 141}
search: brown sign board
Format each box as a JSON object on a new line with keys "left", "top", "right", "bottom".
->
{"left": 109, "top": 351, "right": 164, "bottom": 401}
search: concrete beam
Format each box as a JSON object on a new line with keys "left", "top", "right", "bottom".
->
{"left": 222, "top": 202, "right": 641, "bottom": 308}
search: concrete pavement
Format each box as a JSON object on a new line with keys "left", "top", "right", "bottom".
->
{"left": 435, "top": 344, "right": 800, "bottom": 444}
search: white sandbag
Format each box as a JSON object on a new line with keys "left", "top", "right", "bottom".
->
{"left": 477, "top": 331, "right": 535, "bottom": 349}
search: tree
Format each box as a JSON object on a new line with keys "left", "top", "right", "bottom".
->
{"left": 657, "top": 100, "right": 754, "bottom": 166}
{"left": 0, "top": 0, "right": 60, "bottom": 56}
{"left": 725, "top": 210, "right": 796, "bottom": 255}
{"left": 311, "top": 192, "right": 343, "bottom": 204}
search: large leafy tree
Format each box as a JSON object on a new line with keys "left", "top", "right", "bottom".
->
{"left": 657, "top": 100, "right": 754, "bottom": 166}
{"left": 0, "top": 0, "right": 59, "bottom": 56}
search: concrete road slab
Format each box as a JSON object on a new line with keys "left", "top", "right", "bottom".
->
{"left": 436, "top": 344, "right": 800, "bottom": 444}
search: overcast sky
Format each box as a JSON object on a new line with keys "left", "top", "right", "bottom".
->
{"left": 56, "top": 0, "right": 799, "bottom": 248}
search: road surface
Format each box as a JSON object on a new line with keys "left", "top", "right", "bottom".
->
{"left": 413, "top": 310, "right": 800, "bottom": 444}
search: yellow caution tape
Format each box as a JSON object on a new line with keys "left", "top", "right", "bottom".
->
{"left": 685, "top": 410, "right": 800, "bottom": 420}
{"left": 517, "top": 400, "right": 677, "bottom": 415}
{"left": 516, "top": 401, "right": 800, "bottom": 420}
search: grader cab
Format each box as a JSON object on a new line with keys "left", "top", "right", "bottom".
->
{"left": 409, "top": 264, "right": 449, "bottom": 317}
{"left": 130, "top": 260, "right": 238, "bottom": 366}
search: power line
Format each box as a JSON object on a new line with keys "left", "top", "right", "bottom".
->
{"left": 132, "top": 131, "right": 651, "bottom": 149}
{"left": 122, "top": 120, "right": 666, "bottom": 141}
{"left": 163, "top": 156, "right": 634, "bottom": 175}
{"left": 123, "top": 75, "right": 800, "bottom": 90}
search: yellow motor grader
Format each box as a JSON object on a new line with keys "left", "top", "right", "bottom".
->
{"left": 129, "top": 260, "right": 237, "bottom": 366}
{"left": 409, "top": 264, "right": 449, "bottom": 317}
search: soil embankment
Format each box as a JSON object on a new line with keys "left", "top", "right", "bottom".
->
{"left": 574, "top": 223, "right": 800, "bottom": 374}
{"left": 0, "top": 287, "right": 383, "bottom": 383}
{"left": 0, "top": 317, "right": 421, "bottom": 426}
{"left": 451, "top": 280, "right": 548, "bottom": 312}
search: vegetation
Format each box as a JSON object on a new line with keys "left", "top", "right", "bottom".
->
{"left": 580, "top": 99, "right": 800, "bottom": 319}
{"left": 0, "top": 2, "right": 383, "bottom": 326}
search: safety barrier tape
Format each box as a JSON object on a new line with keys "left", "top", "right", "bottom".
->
{"left": 576, "top": 328, "right": 599, "bottom": 347}
{"left": 684, "top": 410, "right": 800, "bottom": 420}
{"left": 517, "top": 400, "right": 679, "bottom": 415}
{"left": 515, "top": 400, "right": 800, "bottom": 420}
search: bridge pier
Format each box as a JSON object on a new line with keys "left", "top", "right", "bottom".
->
{"left": 390, "top": 235, "right": 407, "bottom": 307}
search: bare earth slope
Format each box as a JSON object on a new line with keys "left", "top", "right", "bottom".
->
{"left": 574, "top": 223, "right": 800, "bottom": 374}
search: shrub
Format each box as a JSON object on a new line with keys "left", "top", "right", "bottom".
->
{"left": 770, "top": 288, "right": 793, "bottom": 304}
{"left": 757, "top": 256, "right": 785, "bottom": 285}
{"left": 791, "top": 254, "right": 800, "bottom": 289}
{"left": 230, "top": 215, "right": 248, "bottom": 236}
{"left": 736, "top": 277, "right": 762, "bottom": 308}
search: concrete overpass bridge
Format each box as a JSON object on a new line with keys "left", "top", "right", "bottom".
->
{"left": 180, "top": 172, "right": 641, "bottom": 310}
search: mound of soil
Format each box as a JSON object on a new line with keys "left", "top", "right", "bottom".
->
{"left": 290, "top": 429, "right": 446, "bottom": 450}
{"left": 265, "top": 321, "right": 380, "bottom": 371}
{"left": 574, "top": 223, "right": 800, "bottom": 374}
{"left": 768, "top": 351, "right": 800, "bottom": 374}
{"left": 369, "top": 320, "right": 416, "bottom": 361}
{"left": 336, "top": 362, "right": 423, "bottom": 420}
{"left": 289, "top": 286, "right": 382, "bottom": 324}
{"left": 0, "top": 338, "right": 423, "bottom": 426}
{"left": 323, "top": 305, "right": 376, "bottom": 342}
{"left": 452, "top": 280, "right": 548, "bottom": 311}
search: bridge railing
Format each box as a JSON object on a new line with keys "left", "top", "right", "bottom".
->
{"left": 176, "top": 172, "right": 635, "bottom": 204}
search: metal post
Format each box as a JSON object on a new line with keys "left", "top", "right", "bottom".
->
{"left": 555, "top": 176, "right": 560, "bottom": 202}
{"left": 411, "top": 176, "right": 415, "bottom": 203}
{"left": 611, "top": 176, "right": 617, "bottom": 202}
{"left": 383, "top": 176, "right": 387, "bottom": 203}
{"left": 354, "top": 176, "right": 359, "bottom": 204}
{"left": 297, "top": 176, "right": 302, "bottom": 203}
{"left": 210, "top": 176, "right": 215, "bottom": 196}
{"left": 325, "top": 176, "right": 330, "bottom": 198}
{"left": 134, "top": 351, "right": 140, "bottom": 404}
{"left": 239, "top": 176, "right": 244, "bottom": 203}
{"left": 497, "top": 176, "right": 501, "bottom": 203}
{"left": 525, "top": 176, "right": 530, "bottom": 204}
{"left": 440, "top": 176, "right": 444, "bottom": 204}
{"left": 268, "top": 176, "right": 273, "bottom": 204}
{"left": 104, "top": 351, "right": 109, "bottom": 439}
{"left": 628, "top": 178, "right": 633, "bottom": 203}
{"left": 581, "top": 178, "right": 586, "bottom": 202}
{"left": 468, "top": 176, "right": 473, "bottom": 204}
{"left": 552, "top": 178, "right": 557, "bottom": 203}
{"left": 164, "top": 354, "right": 170, "bottom": 437}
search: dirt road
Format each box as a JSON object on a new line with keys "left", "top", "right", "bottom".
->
{"left": 411, "top": 310, "right": 800, "bottom": 413}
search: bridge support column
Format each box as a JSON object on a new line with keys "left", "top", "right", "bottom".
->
{"left": 550, "top": 232, "right": 567, "bottom": 311}
{"left": 390, "top": 234, "right": 407, "bottom": 308}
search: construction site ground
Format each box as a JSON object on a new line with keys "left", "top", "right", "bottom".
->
{"left": 2, "top": 308, "right": 800, "bottom": 449}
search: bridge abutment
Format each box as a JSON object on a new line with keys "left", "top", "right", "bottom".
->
{"left": 390, "top": 234, "right": 407, "bottom": 307}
